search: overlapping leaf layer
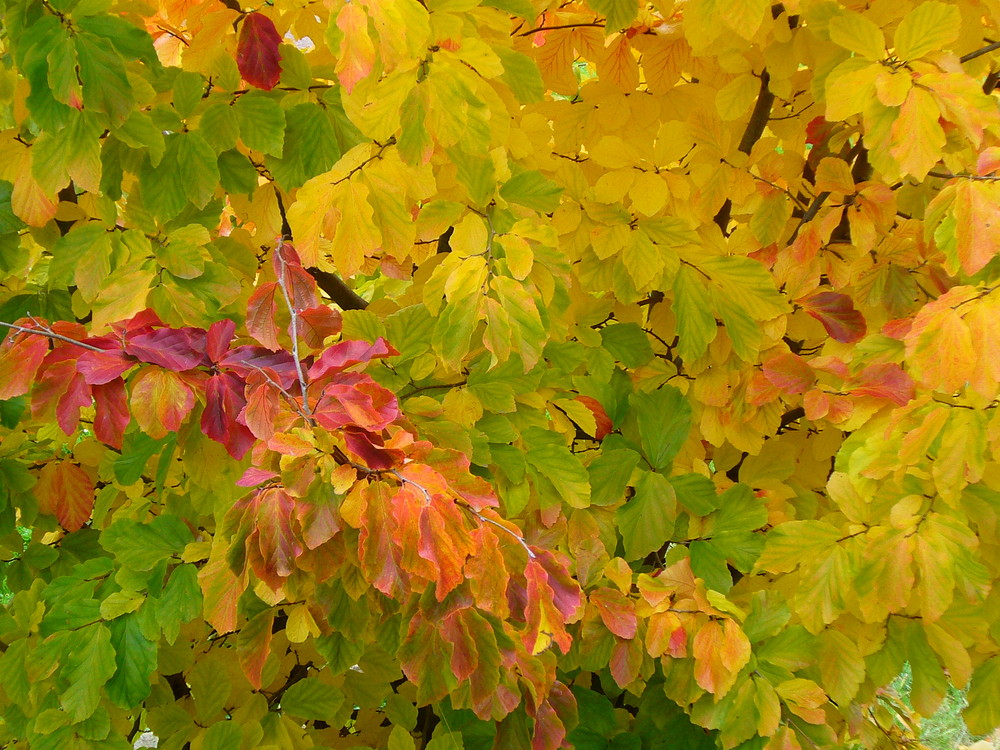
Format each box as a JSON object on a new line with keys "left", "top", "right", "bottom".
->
{"left": 1, "top": 0, "right": 1000, "bottom": 748}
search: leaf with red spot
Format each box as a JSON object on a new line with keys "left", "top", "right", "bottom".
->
{"left": 335, "top": 4, "right": 375, "bottom": 94}
{"left": 308, "top": 337, "right": 399, "bottom": 380}
{"left": 236, "top": 12, "right": 282, "bottom": 91}
{"left": 343, "top": 427, "right": 405, "bottom": 469}
{"left": 0, "top": 331, "right": 48, "bottom": 399}
{"left": 800, "top": 292, "right": 867, "bottom": 343}
{"left": 246, "top": 282, "right": 281, "bottom": 351}
{"left": 35, "top": 461, "right": 94, "bottom": 532}
{"left": 590, "top": 586, "right": 637, "bottom": 639}
{"left": 130, "top": 367, "right": 195, "bottom": 438}
{"left": 850, "top": 362, "right": 915, "bottom": 406}
{"left": 763, "top": 352, "right": 815, "bottom": 394}
{"left": 573, "top": 395, "right": 613, "bottom": 440}
{"left": 93, "top": 379, "right": 130, "bottom": 449}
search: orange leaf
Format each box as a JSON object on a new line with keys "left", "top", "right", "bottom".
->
{"left": 246, "top": 282, "right": 281, "bottom": 351}
{"left": 130, "top": 367, "right": 195, "bottom": 438}
{"left": 0, "top": 332, "right": 48, "bottom": 400}
{"left": 601, "top": 35, "right": 639, "bottom": 91}
{"left": 36, "top": 461, "right": 94, "bottom": 532}
{"left": 335, "top": 4, "right": 375, "bottom": 94}
{"left": 953, "top": 180, "right": 1000, "bottom": 276}
{"left": 800, "top": 292, "right": 867, "bottom": 343}
{"left": 763, "top": 352, "right": 815, "bottom": 394}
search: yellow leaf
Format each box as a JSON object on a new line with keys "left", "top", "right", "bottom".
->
{"left": 286, "top": 603, "right": 321, "bottom": 643}
{"left": 718, "top": 0, "right": 768, "bottom": 40}
{"left": 500, "top": 233, "right": 534, "bottom": 280}
{"left": 893, "top": 1, "right": 961, "bottom": 61}
{"left": 953, "top": 180, "right": 1000, "bottom": 276}
{"left": 905, "top": 299, "right": 976, "bottom": 393}
{"left": 100, "top": 591, "right": 145, "bottom": 620}
{"left": 600, "top": 35, "right": 639, "bottom": 92}
{"left": 629, "top": 171, "right": 669, "bottom": 216}
{"left": 622, "top": 228, "right": 663, "bottom": 289}
{"left": 824, "top": 59, "right": 881, "bottom": 121}
{"left": 828, "top": 10, "right": 886, "bottom": 60}
{"left": 924, "top": 621, "right": 972, "bottom": 687}
{"left": 331, "top": 179, "right": 381, "bottom": 278}
{"left": 813, "top": 157, "right": 854, "bottom": 194}
{"left": 890, "top": 86, "right": 944, "bottom": 180}
{"left": 716, "top": 74, "right": 758, "bottom": 121}
{"left": 441, "top": 387, "right": 483, "bottom": 428}
{"left": 450, "top": 213, "right": 488, "bottom": 257}
{"left": 12, "top": 170, "right": 57, "bottom": 227}
{"left": 874, "top": 68, "right": 912, "bottom": 107}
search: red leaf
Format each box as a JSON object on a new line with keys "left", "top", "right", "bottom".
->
{"left": 236, "top": 12, "right": 282, "bottom": 91}
{"left": 56, "top": 372, "right": 91, "bottom": 435}
{"left": 202, "top": 373, "right": 255, "bottom": 459}
{"left": 307, "top": 337, "right": 399, "bottom": 380}
{"left": 242, "top": 378, "right": 281, "bottom": 440}
{"left": 125, "top": 327, "right": 207, "bottom": 371}
{"left": 590, "top": 587, "right": 637, "bottom": 639}
{"left": 574, "top": 395, "right": 613, "bottom": 440}
{"left": 294, "top": 498, "right": 340, "bottom": 550}
{"left": 206, "top": 319, "right": 236, "bottom": 362}
{"left": 609, "top": 639, "right": 643, "bottom": 689}
{"left": 77, "top": 348, "right": 133, "bottom": 385}
{"left": 0, "top": 332, "right": 48, "bottom": 399}
{"left": 531, "top": 699, "right": 567, "bottom": 750}
{"left": 247, "top": 282, "right": 281, "bottom": 351}
{"left": 763, "top": 352, "right": 815, "bottom": 394}
{"left": 36, "top": 461, "right": 94, "bottom": 532}
{"left": 800, "top": 291, "right": 867, "bottom": 343}
{"left": 343, "top": 428, "right": 404, "bottom": 470}
{"left": 465, "top": 527, "right": 510, "bottom": 618}
{"left": 92, "top": 379, "right": 130, "bottom": 449}
{"left": 220, "top": 346, "right": 297, "bottom": 387}
{"left": 313, "top": 377, "right": 398, "bottom": 432}
{"left": 236, "top": 467, "right": 280, "bottom": 487}
{"left": 297, "top": 306, "right": 343, "bottom": 349}
{"left": 850, "top": 362, "right": 915, "bottom": 406}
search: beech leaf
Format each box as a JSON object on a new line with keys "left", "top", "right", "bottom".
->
{"left": 236, "top": 13, "right": 283, "bottom": 91}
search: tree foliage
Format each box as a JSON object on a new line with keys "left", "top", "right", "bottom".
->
{"left": 1, "top": 0, "right": 1000, "bottom": 748}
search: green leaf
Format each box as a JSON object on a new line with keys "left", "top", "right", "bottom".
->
{"left": 588, "top": 448, "right": 641, "bottom": 506}
{"left": 754, "top": 521, "right": 842, "bottom": 574}
{"left": 200, "top": 103, "right": 240, "bottom": 153}
{"left": 589, "top": 0, "right": 639, "bottom": 32}
{"left": 0, "top": 397, "right": 26, "bottom": 429}
{"left": 965, "top": 655, "right": 1000, "bottom": 734}
{"left": 700, "top": 255, "right": 788, "bottom": 320}
{"left": 630, "top": 386, "right": 691, "bottom": 471}
{"left": 60, "top": 624, "right": 117, "bottom": 721}
{"left": 523, "top": 427, "right": 591, "bottom": 508}
{"left": 113, "top": 431, "right": 171, "bottom": 485}
{"left": 673, "top": 265, "right": 717, "bottom": 363}
{"left": 219, "top": 149, "right": 257, "bottom": 195}
{"left": 157, "top": 564, "right": 203, "bottom": 644}
{"left": 482, "top": 0, "right": 536, "bottom": 18}
{"left": 671, "top": 473, "right": 718, "bottom": 515}
{"left": 617, "top": 471, "right": 676, "bottom": 560}
{"left": 100, "top": 515, "right": 194, "bottom": 571}
{"left": 500, "top": 170, "right": 563, "bottom": 212}
{"left": 202, "top": 720, "right": 242, "bottom": 750}
{"left": 446, "top": 146, "right": 496, "bottom": 207}
{"left": 280, "top": 677, "right": 346, "bottom": 719}
{"left": 75, "top": 32, "right": 133, "bottom": 124}
{"left": 600, "top": 323, "right": 654, "bottom": 368}
{"left": 713, "top": 484, "right": 767, "bottom": 533}
{"left": 178, "top": 131, "right": 221, "bottom": 209}
{"left": 106, "top": 613, "right": 157, "bottom": 708}
{"left": 267, "top": 103, "right": 340, "bottom": 190}
{"left": 76, "top": 13, "right": 160, "bottom": 68}
{"left": 234, "top": 93, "right": 286, "bottom": 157}
{"left": 495, "top": 47, "right": 544, "bottom": 102}
{"left": 172, "top": 71, "right": 205, "bottom": 119}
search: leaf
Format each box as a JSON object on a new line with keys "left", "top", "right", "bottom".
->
{"left": 616, "top": 471, "right": 676, "bottom": 561}
{"left": 763, "top": 353, "right": 814, "bottom": 394}
{"left": 237, "top": 12, "right": 283, "bottom": 90}
{"left": 893, "top": 1, "right": 961, "bottom": 61}
{"left": 130, "top": 367, "right": 195, "bottom": 438}
{"left": 35, "top": 461, "right": 94, "bottom": 532}
{"left": 60, "top": 623, "right": 117, "bottom": 722}
{"left": 630, "top": 386, "right": 691, "bottom": 471}
{"left": 828, "top": 11, "right": 885, "bottom": 59}
{"left": 106, "top": 613, "right": 157, "bottom": 708}
{"left": 246, "top": 282, "right": 281, "bottom": 350}
{"left": 692, "top": 619, "right": 751, "bottom": 696}
{"left": 890, "top": 86, "right": 945, "bottom": 181}
{"left": 756, "top": 521, "right": 842, "bottom": 574}
{"left": 267, "top": 103, "right": 340, "bottom": 190}
{"left": 673, "top": 264, "right": 717, "bottom": 362}
{"left": 953, "top": 180, "right": 1000, "bottom": 276}
{"left": 335, "top": 4, "right": 375, "bottom": 94}
{"left": 800, "top": 292, "right": 867, "bottom": 343}
{"left": 500, "top": 171, "right": 563, "bottom": 212}
{"left": 964, "top": 655, "right": 1000, "bottom": 734}
{"left": 589, "top": 0, "right": 638, "bottom": 32}
{"left": 0, "top": 331, "right": 48, "bottom": 399}
{"left": 281, "top": 677, "right": 345, "bottom": 719}
{"left": 234, "top": 93, "right": 286, "bottom": 157}
{"left": 100, "top": 515, "right": 193, "bottom": 571}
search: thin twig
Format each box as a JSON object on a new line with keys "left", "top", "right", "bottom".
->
{"left": 275, "top": 243, "right": 311, "bottom": 416}
{"left": 0, "top": 320, "right": 103, "bottom": 352}
{"left": 960, "top": 40, "right": 1000, "bottom": 63}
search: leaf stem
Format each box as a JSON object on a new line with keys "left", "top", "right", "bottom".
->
{"left": 0, "top": 320, "right": 103, "bottom": 352}
{"left": 275, "top": 242, "right": 312, "bottom": 416}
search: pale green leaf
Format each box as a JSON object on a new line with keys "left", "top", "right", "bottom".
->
{"left": 617, "top": 470, "right": 676, "bottom": 560}
{"left": 234, "top": 93, "right": 286, "bottom": 157}
{"left": 281, "top": 677, "right": 346, "bottom": 719}
{"left": 893, "top": 1, "right": 961, "bottom": 61}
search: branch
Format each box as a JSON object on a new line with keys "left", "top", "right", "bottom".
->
{"left": 713, "top": 70, "right": 774, "bottom": 232}
{"left": 960, "top": 40, "right": 1000, "bottom": 63}
{"left": 0, "top": 320, "right": 103, "bottom": 351}
{"left": 275, "top": 243, "right": 311, "bottom": 415}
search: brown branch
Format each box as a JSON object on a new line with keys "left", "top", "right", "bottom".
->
{"left": 714, "top": 70, "right": 775, "bottom": 232}
{"left": 515, "top": 21, "right": 605, "bottom": 36}
{"left": 960, "top": 40, "right": 1000, "bottom": 63}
